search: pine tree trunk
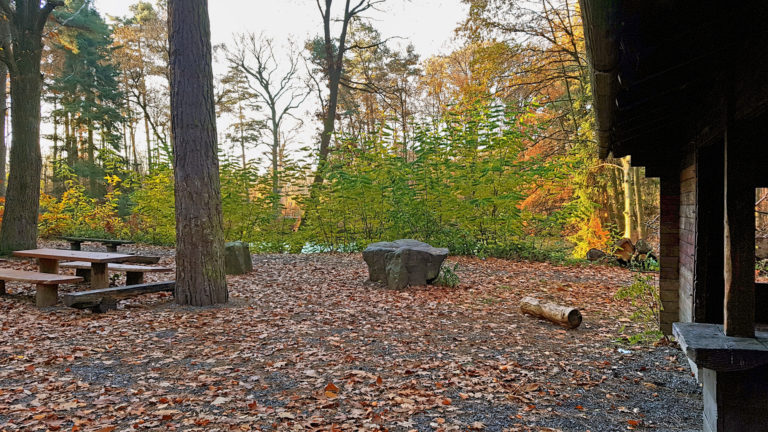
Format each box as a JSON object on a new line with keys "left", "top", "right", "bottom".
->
{"left": 609, "top": 163, "right": 623, "bottom": 229}
{"left": 0, "top": 62, "right": 7, "bottom": 197}
{"left": 88, "top": 123, "right": 96, "bottom": 195}
{"left": 65, "top": 112, "right": 75, "bottom": 166}
{"left": 169, "top": 0, "right": 228, "bottom": 306}
{"left": 632, "top": 166, "right": 645, "bottom": 240}
{"left": 271, "top": 118, "right": 280, "bottom": 218}
{"left": 621, "top": 156, "right": 633, "bottom": 240}
{"left": 143, "top": 88, "right": 152, "bottom": 170}
{"left": 51, "top": 110, "right": 62, "bottom": 194}
{"left": 1, "top": 61, "right": 43, "bottom": 252}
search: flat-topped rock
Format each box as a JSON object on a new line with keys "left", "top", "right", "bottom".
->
{"left": 363, "top": 239, "right": 449, "bottom": 290}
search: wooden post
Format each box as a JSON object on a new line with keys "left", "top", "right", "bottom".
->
{"left": 723, "top": 130, "right": 755, "bottom": 337}
{"left": 36, "top": 283, "right": 58, "bottom": 307}
{"left": 91, "top": 263, "right": 109, "bottom": 290}
{"left": 38, "top": 258, "right": 58, "bottom": 274}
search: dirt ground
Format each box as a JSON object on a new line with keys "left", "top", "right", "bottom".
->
{"left": 0, "top": 242, "right": 701, "bottom": 431}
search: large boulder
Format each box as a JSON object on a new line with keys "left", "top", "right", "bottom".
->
{"left": 363, "top": 239, "right": 449, "bottom": 290}
{"left": 225, "top": 241, "right": 253, "bottom": 275}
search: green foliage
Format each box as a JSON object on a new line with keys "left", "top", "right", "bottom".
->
{"left": 39, "top": 165, "right": 130, "bottom": 239}
{"left": 130, "top": 166, "right": 175, "bottom": 245}
{"left": 614, "top": 274, "right": 664, "bottom": 344}
{"left": 435, "top": 263, "right": 460, "bottom": 288}
{"left": 301, "top": 103, "right": 559, "bottom": 257}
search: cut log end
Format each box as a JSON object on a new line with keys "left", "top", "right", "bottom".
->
{"left": 520, "top": 296, "right": 582, "bottom": 329}
{"left": 567, "top": 309, "right": 583, "bottom": 328}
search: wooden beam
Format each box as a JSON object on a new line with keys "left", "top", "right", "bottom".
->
{"left": 723, "top": 129, "right": 755, "bottom": 337}
{"left": 63, "top": 281, "right": 176, "bottom": 309}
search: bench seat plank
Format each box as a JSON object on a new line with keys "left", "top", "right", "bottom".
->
{"left": 60, "top": 261, "right": 172, "bottom": 273}
{"left": 0, "top": 269, "right": 83, "bottom": 285}
{"left": 63, "top": 281, "right": 175, "bottom": 311}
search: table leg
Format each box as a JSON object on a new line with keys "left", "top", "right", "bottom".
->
{"left": 36, "top": 283, "right": 58, "bottom": 307}
{"left": 105, "top": 244, "right": 118, "bottom": 253}
{"left": 126, "top": 271, "right": 144, "bottom": 285}
{"left": 91, "top": 263, "right": 109, "bottom": 289}
{"left": 69, "top": 241, "right": 81, "bottom": 251}
{"left": 0, "top": 280, "right": 5, "bottom": 295}
{"left": 39, "top": 258, "right": 59, "bottom": 274}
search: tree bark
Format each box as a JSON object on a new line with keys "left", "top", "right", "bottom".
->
{"left": 0, "top": 1, "right": 64, "bottom": 252}
{"left": 168, "top": 0, "right": 228, "bottom": 306}
{"left": 0, "top": 62, "right": 7, "bottom": 197}
{"left": 632, "top": 166, "right": 645, "bottom": 240}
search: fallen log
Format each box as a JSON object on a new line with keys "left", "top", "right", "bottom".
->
{"left": 520, "top": 296, "right": 582, "bottom": 329}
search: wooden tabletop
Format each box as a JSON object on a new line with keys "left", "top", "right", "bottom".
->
{"left": 0, "top": 269, "right": 83, "bottom": 285}
{"left": 13, "top": 249, "right": 134, "bottom": 263}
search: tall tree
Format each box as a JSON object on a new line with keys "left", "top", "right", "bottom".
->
{"left": 49, "top": 0, "right": 123, "bottom": 196}
{"left": 0, "top": 0, "right": 64, "bottom": 252}
{"left": 312, "top": 0, "right": 384, "bottom": 185}
{"left": 216, "top": 64, "right": 262, "bottom": 170}
{"left": 0, "top": 17, "right": 8, "bottom": 197}
{"left": 225, "top": 34, "right": 309, "bottom": 216}
{"left": 112, "top": 1, "right": 169, "bottom": 171}
{"left": 168, "top": 0, "right": 227, "bottom": 305}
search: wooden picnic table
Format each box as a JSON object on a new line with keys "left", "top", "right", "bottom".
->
{"left": 13, "top": 249, "right": 134, "bottom": 290}
{"left": 61, "top": 237, "right": 135, "bottom": 252}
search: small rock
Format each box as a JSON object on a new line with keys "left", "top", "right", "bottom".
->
{"left": 211, "top": 396, "right": 230, "bottom": 406}
{"left": 225, "top": 241, "right": 253, "bottom": 275}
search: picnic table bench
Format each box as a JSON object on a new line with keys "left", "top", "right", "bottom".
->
{"left": 63, "top": 281, "right": 176, "bottom": 313}
{"left": 61, "top": 237, "right": 135, "bottom": 252}
{"left": 0, "top": 269, "right": 83, "bottom": 307}
{"left": 60, "top": 261, "right": 172, "bottom": 285}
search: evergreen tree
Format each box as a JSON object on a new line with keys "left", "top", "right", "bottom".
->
{"left": 49, "top": 0, "right": 123, "bottom": 196}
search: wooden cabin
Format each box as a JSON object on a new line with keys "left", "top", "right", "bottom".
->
{"left": 580, "top": 1, "right": 768, "bottom": 430}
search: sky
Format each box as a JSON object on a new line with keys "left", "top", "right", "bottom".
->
{"left": 94, "top": 0, "right": 468, "bottom": 59}
{"left": 42, "top": 0, "right": 469, "bottom": 165}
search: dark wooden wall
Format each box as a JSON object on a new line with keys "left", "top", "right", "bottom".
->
{"left": 659, "top": 173, "right": 681, "bottom": 334}
{"left": 678, "top": 150, "right": 696, "bottom": 324}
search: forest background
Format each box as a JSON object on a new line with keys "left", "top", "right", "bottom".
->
{"left": 10, "top": 0, "right": 658, "bottom": 260}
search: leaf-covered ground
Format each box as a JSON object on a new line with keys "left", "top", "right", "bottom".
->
{"left": 0, "top": 243, "right": 701, "bottom": 431}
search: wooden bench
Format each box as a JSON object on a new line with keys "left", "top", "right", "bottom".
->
{"left": 0, "top": 269, "right": 83, "bottom": 307}
{"left": 63, "top": 281, "right": 175, "bottom": 313}
{"left": 60, "top": 261, "right": 173, "bottom": 285}
{"left": 61, "top": 237, "right": 135, "bottom": 252}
